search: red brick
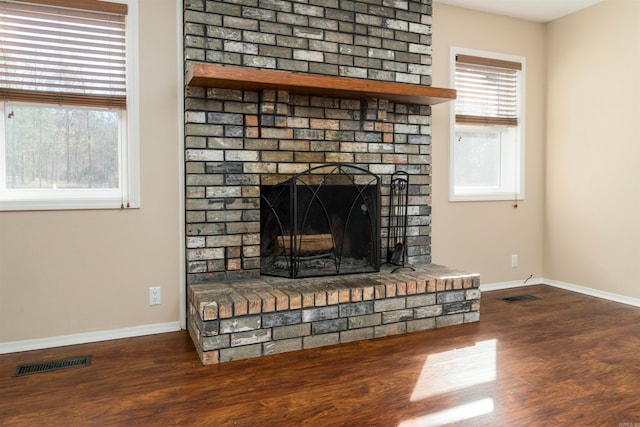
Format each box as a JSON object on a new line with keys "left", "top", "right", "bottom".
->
{"left": 396, "top": 281, "right": 406, "bottom": 296}
{"left": 234, "top": 289, "right": 263, "bottom": 315}
{"left": 201, "top": 350, "right": 219, "bottom": 365}
{"left": 362, "top": 286, "right": 374, "bottom": 301}
{"left": 245, "top": 115, "right": 258, "bottom": 126}
{"left": 326, "top": 289, "right": 339, "bottom": 305}
{"left": 253, "top": 289, "right": 275, "bottom": 312}
{"left": 228, "top": 291, "right": 248, "bottom": 317}
{"left": 269, "top": 288, "right": 289, "bottom": 311}
{"left": 203, "top": 301, "right": 219, "bottom": 321}
{"left": 385, "top": 281, "right": 397, "bottom": 297}
{"left": 314, "top": 289, "right": 327, "bottom": 306}
{"left": 351, "top": 287, "right": 363, "bottom": 302}
{"left": 338, "top": 288, "right": 350, "bottom": 303}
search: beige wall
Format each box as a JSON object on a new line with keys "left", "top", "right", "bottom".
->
{"left": 431, "top": 4, "right": 546, "bottom": 284}
{"left": 0, "top": 0, "right": 182, "bottom": 344}
{"left": 545, "top": 0, "right": 640, "bottom": 297}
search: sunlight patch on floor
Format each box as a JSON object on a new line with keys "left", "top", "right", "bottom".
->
{"left": 410, "top": 339, "right": 497, "bottom": 402}
{"left": 399, "top": 398, "right": 495, "bottom": 427}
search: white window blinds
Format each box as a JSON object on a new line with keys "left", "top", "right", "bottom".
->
{"left": 0, "top": 0, "right": 128, "bottom": 109}
{"left": 455, "top": 54, "right": 521, "bottom": 127}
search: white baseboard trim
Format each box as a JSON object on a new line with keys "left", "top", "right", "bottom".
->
{"left": 480, "top": 277, "right": 545, "bottom": 292}
{"left": 544, "top": 279, "right": 640, "bottom": 308}
{"left": 0, "top": 321, "right": 182, "bottom": 355}
{"left": 481, "top": 277, "right": 640, "bottom": 308}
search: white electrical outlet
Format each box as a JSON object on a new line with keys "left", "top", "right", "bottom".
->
{"left": 511, "top": 254, "right": 518, "bottom": 268}
{"left": 149, "top": 287, "right": 161, "bottom": 305}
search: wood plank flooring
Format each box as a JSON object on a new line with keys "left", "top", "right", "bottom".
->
{"left": 1, "top": 285, "right": 640, "bottom": 426}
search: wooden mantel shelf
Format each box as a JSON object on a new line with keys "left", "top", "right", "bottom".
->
{"left": 186, "top": 63, "right": 456, "bottom": 106}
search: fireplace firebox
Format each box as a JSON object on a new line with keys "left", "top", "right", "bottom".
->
{"left": 260, "top": 164, "right": 381, "bottom": 279}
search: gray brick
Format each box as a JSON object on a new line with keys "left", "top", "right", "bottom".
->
{"left": 374, "top": 322, "right": 406, "bottom": 338}
{"left": 199, "top": 319, "right": 219, "bottom": 336}
{"left": 259, "top": 45, "right": 292, "bottom": 58}
{"left": 304, "top": 332, "right": 339, "bottom": 349}
{"left": 294, "top": 3, "right": 323, "bottom": 16}
{"left": 220, "top": 316, "right": 261, "bottom": 333}
{"left": 414, "top": 305, "right": 442, "bottom": 318}
{"left": 219, "top": 343, "right": 262, "bottom": 362}
{"left": 243, "top": 55, "right": 277, "bottom": 68}
{"left": 231, "top": 329, "right": 271, "bottom": 347}
{"left": 309, "top": 17, "right": 339, "bottom": 31}
{"left": 309, "top": 63, "right": 339, "bottom": 75}
{"left": 185, "top": 124, "right": 224, "bottom": 137}
{"left": 293, "top": 49, "right": 324, "bottom": 62}
{"left": 263, "top": 338, "right": 302, "bottom": 355}
{"left": 437, "top": 291, "right": 465, "bottom": 304}
{"left": 207, "top": 2, "right": 241, "bottom": 17}
{"left": 203, "top": 334, "right": 230, "bottom": 351}
{"left": 464, "top": 312, "right": 480, "bottom": 323}
{"left": 272, "top": 323, "right": 311, "bottom": 340}
{"left": 340, "top": 327, "right": 374, "bottom": 343}
{"left": 466, "top": 289, "right": 481, "bottom": 300}
{"left": 259, "top": 0, "right": 291, "bottom": 12}
{"left": 312, "top": 318, "right": 348, "bottom": 334}
{"left": 278, "top": 11, "right": 309, "bottom": 26}
{"left": 260, "top": 21, "right": 292, "bottom": 35}
{"left": 185, "top": 10, "right": 221, "bottom": 26}
{"left": 295, "top": 129, "right": 325, "bottom": 140}
{"left": 339, "top": 301, "right": 374, "bottom": 317}
{"left": 293, "top": 27, "right": 324, "bottom": 40}
{"left": 407, "top": 318, "right": 435, "bottom": 333}
{"left": 302, "top": 306, "right": 339, "bottom": 322}
{"left": 348, "top": 313, "right": 381, "bottom": 329}
{"left": 278, "top": 58, "right": 309, "bottom": 72}
{"left": 206, "top": 50, "right": 241, "bottom": 65}
{"left": 325, "top": 9, "right": 353, "bottom": 22}
{"left": 186, "top": 223, "right": 225, "bottom": 236}
{"left": 224, "top": 40, "right": 258, "bottom": 55}
{"left": 340, "top": 66, "right": 367, "bottom": 78}
{"left": 262, "top": 310, "right": 302, "bottom": 327}
{"left": 185, "top": 22, "right": 205, "bottom": 36}
{"left": 242, "top": 7, "right": 276, "bottom": 21}
{"left": 374, "top": 297, "right": 405, "bottom": 312}
{"left": 207, "top": 26, "right": 242, "bottom": 41}
{"left": 224, "top": 16, "right": 259, "bottom": 31}
{"left": 443, "top": 301, "right": 472, "bottom": 315}
{"left": 406, "top": 294, "right": 436, "bottom": 308}
{"left": 382, "top": 309, "right": 413, "bottom": 324}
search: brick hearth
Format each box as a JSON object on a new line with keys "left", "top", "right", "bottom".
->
{"left": 188, "top": 264, "right": 480, "bottom": 364}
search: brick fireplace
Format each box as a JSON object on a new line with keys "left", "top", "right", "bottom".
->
{"left": 184, "top": 0, "right": 480, "bottom": 364}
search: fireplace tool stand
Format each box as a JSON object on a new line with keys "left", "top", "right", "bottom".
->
{"left": 386, "top": 171, "right": 414, "bottom": 273}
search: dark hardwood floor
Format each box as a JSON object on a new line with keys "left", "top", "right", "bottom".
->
{"left": 1, "top": 285, "right": 640, "bottom": 426}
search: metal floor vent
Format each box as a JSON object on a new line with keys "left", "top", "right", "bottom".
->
{"left": 500, "top": 294, "right": 540, "bottom": 303}
{"left": 13, "top": 355, "right": 92, "bottom": 377}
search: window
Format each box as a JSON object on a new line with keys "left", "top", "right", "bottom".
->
{"left": 0, "top": 0, "right": 138, "bottom": 210}
{"left": 450, "top": 49, "right": 525, "bottom": 201}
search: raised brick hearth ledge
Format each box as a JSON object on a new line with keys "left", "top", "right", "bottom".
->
{"left": 188, "top": 264, "right": 480, "bottom": 365}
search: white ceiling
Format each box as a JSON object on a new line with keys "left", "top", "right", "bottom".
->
{"left": 434, "top": 0, "right": 605, "bottom": 23}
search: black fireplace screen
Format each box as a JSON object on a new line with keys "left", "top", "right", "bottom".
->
{"left": 260, "top": 163, "right": 381, "bottom": 279}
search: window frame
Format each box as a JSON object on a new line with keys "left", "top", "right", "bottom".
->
{"left": 449, "top": 47, "right": 526, "bottom": 202}
{"left": 0, "top": 0, "right": 139, "bottom": 211}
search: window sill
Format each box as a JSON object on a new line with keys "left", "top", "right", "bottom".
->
{"left": 449, "top": 193, "right": 524, "bottom": 203}
{"left": 0, "top": 197, "right": 139, "bottom": 211}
